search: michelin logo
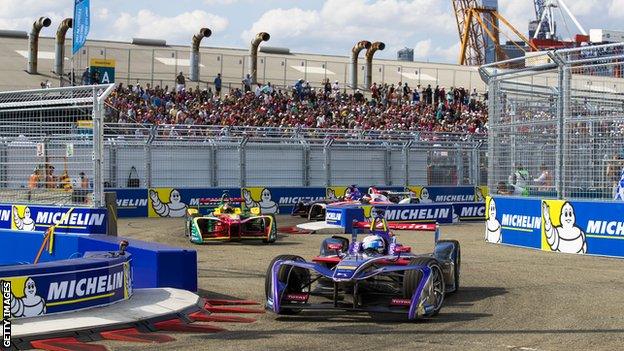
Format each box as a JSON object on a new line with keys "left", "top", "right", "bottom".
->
{"left": 47, "top": 271, "right": 124, "bottom": 301}
{"left": 434, "top": 195, "right": 475, "bottom": 202}
{"left": 587, "top": 221, "right": 624, "bottom": 236}
{"left": 501, "top": 214, "right": 541, "bottom": 229}
{"left": 278, "top": 197, "right": 325, "bottom": 205}
{"left": 116, "top": 199, "right": 148, "bottom": 207}
{"left": 384, "top": 208, "right": 450, "bottom": 221}
{"left": 36, "top": 211, "right": 105, "bottom": 227}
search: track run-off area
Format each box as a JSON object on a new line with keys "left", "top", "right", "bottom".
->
{"left": 104, "top": 216, "right": 624, "bottom": 351}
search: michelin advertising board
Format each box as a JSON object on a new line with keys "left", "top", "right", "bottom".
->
{"left": 408, "top": 186, "right": 479, "bottom": 203}
{"left": 486, "top": 196, "right": 624, "bottom": 258}
{"left": 0, "top": 204, "right": 107, "bottom": 235}
{"left": 242, "top": 187, "right": 326, "bottom": 214}
{"left": 0, "top": 258, "right": 132, "bottom": 318}
{"left": 484, "top": 196, "right": 542, "bottom": 248}
{"left": 113, "top": 185, "right": 487, "bottom": 218}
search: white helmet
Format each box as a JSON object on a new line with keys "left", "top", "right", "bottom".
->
{"left": 362, "top": 235, "right": 385, "bottom": 255}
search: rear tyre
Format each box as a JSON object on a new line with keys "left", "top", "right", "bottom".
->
{"left": 265, "top": 254, "right": 310, "bottom": 315}
{"left": 185, "top": 212, "right": 200, "bottom": 240}
{"left": 403, "top": 257, "right": 445, "bottom": 318}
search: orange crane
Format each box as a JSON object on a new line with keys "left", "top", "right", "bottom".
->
{"left": 452, "top": 0, "right": 537, "bottom": 66}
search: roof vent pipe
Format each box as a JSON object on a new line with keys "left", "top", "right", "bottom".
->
{"left": 54, "top": 18, "right": 73, "bottom": 76}
{"left": 189, "top": 28, "right": 212, "bottom": 82}
{"left": 350, "top": 40, "right": 371, "bottom": 90}
{"left": 28, "top": 17, "right": 52, "bottom": 74}
{"left": 364, "top": 42, "right": 385, "bottom": 91}
{"left": 249, "top": 32, "right": 270, "bottom": 84}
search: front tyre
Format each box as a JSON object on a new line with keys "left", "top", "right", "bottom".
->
{"left": 403, "top": 257, "right": 445, "bottom": 318}
{"left": 265, "top": 255, "right": 310, "bottom": 315}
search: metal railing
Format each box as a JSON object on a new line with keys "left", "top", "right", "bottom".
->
{"left": 0, "top": 84, "right": 114, "bottom": 207}
{"left": 102, "top": 123, "right": 487, "bottom": 189}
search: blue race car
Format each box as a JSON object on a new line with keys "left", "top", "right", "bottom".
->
{"left": 265, "top": 209, "right": 460, "bottom": 320}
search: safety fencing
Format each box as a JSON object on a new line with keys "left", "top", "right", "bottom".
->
{"left": 0, "top": 84, "right": 114, "bottom": 208}
{"left": 113, "top": 185, "right": 488, "bottom": 218}
{"left": 480, "top": 43, "right": 624, "bottom": 201}
{"left": 103, "top": 123, "right": 487, "bottom": 190}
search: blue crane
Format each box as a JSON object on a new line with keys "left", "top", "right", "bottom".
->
{"left": 533, "top": 0, "right": 550, "bottom": 39}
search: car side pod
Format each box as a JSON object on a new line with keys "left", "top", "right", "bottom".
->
{"left": 408, "top": 265, "right": 433, "bottom": 320}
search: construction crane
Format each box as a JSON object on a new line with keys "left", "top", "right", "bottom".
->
{"left": 453, "top": 0, "right": 537, "bottom": 66}
{"left": 532, "top": 0, "right": 550, "bottom": 39}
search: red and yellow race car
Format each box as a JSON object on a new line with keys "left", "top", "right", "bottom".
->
{"left": 185, "top": 194, "right": 277, "bottom": 244}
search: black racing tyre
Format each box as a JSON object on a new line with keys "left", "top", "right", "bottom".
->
{"left": 265, "top": 254, "right": 310, "bottom": 315}
{"left": 308, "top": 204, "right": 324, "bottom": 221}
{"left": 262, "top": 215, "right": 278, "bottom": 244}
{"left": 403, "top": 257, "right": 445, "bottom": 318}
{"left": 438, "top": 240, "right": 460, "bottom": 294}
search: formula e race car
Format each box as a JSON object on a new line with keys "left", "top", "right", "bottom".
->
{"left": 185, "top": 193, "right": 277, "bottom": 244}
{"left": 266, "top": 209, "right": 460, "bottom": 320}
{"left": 291, "top": 186, "right": 420, "bottom": 221}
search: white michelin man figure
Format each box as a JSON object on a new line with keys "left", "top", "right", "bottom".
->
{"left": 11, "top": 277, "right": 46, "bottom": 318}
{"left": 419, "top": 187, "right": 433, "bottom": 204}
{"left": 149, "top": 189, "right": 187, "bottom": 217}
{"left": 326, "top": 188, "right": 337, "bottom": 200}
{"left": 243, "top": 188, "right": 278, "bottom": 214}
{"left": 13, "top": 206, "right": 36, "bottom": 231}
{"left": 543, "top": 201, "right": 587, "bottom": 254}
{"left": 484, "top": 198, "right": 501, "bottom": 243}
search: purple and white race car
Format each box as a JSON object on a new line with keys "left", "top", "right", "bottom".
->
{"left": 265, "top": 209, "right": 460, "bottom": 320}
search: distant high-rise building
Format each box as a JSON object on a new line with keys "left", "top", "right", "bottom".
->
{"left": 397, "top": 47, "right": 414, "bottom": 61}
{"left": 479, "top": 0, "right": 498, "bottom": 64}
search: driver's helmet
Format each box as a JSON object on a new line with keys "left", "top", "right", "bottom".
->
{"left": 362, "top": 235, "right": 386, "bottom": 255}
{"left": 368, "top": 186, "right": 381, "bottom": 195}
{"left": 221, "top": 203, "right": 235, "bottom": 214}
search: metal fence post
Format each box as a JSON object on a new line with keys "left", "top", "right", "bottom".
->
{"left": 384, "top": 143, "right": 392, "bottom": 186}
{"left": 239, "top": 137, "right": 248, "bottom": 187}
{"left": 210, "top": 140, "right": 217, "bottom": 187}
{"left": 323, "top": 139, "right": 333, "bottom": 186}
{"left": 487, "top": 79, "right": 498, "bottom": 192}
{"left": 92, "top": 88, "right": 104, "bottom": 207}
{"left": 402, "top": 141, "right": 412, "bottom": 187}
{"left": 109, "top": 145, "right": 117, "bottom": 188}
{"left": 455, "top": 143, "right": 463, "bottom": 186}
{"left": 301, "top": 139, "right": 310, "bottom": 186}
{"left": 559, "top": 64, "right": 571, "bottom": 199}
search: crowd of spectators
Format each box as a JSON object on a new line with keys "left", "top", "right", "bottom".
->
{"left": 104, "top": 76, "right": 488, "bottom": 135}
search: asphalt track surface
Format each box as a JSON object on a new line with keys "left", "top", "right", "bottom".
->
{"left": 98, "top": 216, "right": 624, "bottom": 351}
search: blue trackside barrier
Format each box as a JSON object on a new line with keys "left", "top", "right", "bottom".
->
{"left": 0, "top": 230, "right": 197, "bottom": 291}
{"left": 111, "top": 185, "right": 488, "bottom": 218}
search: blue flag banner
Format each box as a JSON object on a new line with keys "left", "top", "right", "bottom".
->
{"left": 73, "top": 0, "right": 90, "bottom": 54}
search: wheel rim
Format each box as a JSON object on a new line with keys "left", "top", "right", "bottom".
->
{"left": 427, "top": 265, "right": 445, "bottom": 311}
